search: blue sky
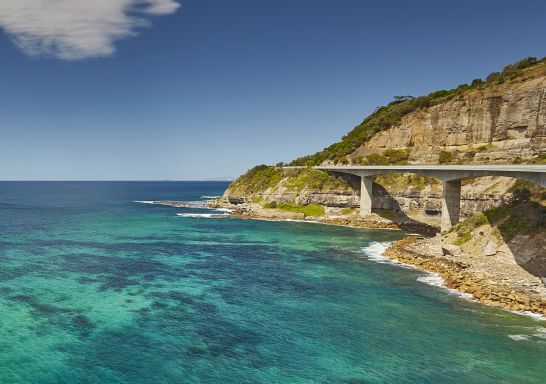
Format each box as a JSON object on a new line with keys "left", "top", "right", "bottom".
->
{"left": 1, "top": 0, "right": 545, "bottom": 180}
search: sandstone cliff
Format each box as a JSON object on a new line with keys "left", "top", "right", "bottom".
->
{"left": 218, "top": 58, "right": 546, "bottom": 316}
{"left": 353, "top": 65, "right": 546, "bottom": 164}
{"left": 221, "top": 58, "right": 546, "bottom": 223}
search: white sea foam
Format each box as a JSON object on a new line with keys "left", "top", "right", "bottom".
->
{"left": 508, "top": 334, "right": 531, "bottom": 341}
{"left": 509, "top": 311, "right": 546, "bottom": 322}
{"left": 134, "top": 200, "right": 158, "bottom": 204}
{"left": 416, "top": 274, "right": 445, "bottom": 287}
{"left": 361, "top": 242, "right": 393, "bottom": 263}
{"left": 507, "top": 327, "right": 546, "bottom": 342}
{"left": 176, "top": 213, "right": 227, "bottom": 218}
{"left": 200, "top": 195, "right": 221, "bottom": 199}
{"left": 214, "top": 208, "right": 234, "bottom": 213}
{"left": 362, "top": 242, "right": 546, "bottom": 323}
{"left": 416, "top": 272, "right": 474, "bottom": 300}
{"left": 533, "top": 327, "right": 546, "bottom": 338}
{"left": 362, "top": 242, "right": 471, "bottom": 298}
{"left": 360, "top": 242, "right": 417, "bottom": 269}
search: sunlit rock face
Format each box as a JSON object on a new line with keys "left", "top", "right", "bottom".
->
{"left": 353, "top": 67, "right": 546, "bottom": 163}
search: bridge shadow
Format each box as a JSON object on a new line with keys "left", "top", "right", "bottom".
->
{"left": 372, "top": 182, "right": 439, "bottom": 235}
{"left": 338, "top": 173, "right": 439, "bottom": 235}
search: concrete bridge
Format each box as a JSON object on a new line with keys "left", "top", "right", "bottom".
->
{"left": 311, "top": 164, "right": 546, "bottom": 232}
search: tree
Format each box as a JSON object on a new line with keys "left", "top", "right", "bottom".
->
{"left": 393, "top": 95, "right": 415, "bottom": 103}
{"left": 486, "top": 72, "right": 501, "bottom": 83}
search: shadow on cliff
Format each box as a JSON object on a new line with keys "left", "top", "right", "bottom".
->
{"left": 484, "top": 193, "right": 546, "bottom": 281}
{"left": 372, "top": 182, "right": 439, "bottom": 235}
{"left": 338, "top": 173, "right": 439, "bottom": 235}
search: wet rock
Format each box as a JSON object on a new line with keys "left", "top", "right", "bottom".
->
{"left": 382, "top": 236, "right": 546, "bottom": 317}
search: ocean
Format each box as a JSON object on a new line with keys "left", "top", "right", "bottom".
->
{"left": 0, "top": 181, "right": 544, "bottom": 383}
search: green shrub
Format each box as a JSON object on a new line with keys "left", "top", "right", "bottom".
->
{"left": 375, "top": 174, "right": 441, "bottom": 192}
{"left": 376, "top": 209, "right": 397, "bottom": 219}
{"left": 452, "top": 214, "right": 488, "bottom": 243}
{"left": 284, "top": 167, "right": 347, "bottom": 191}
{"left": 438, "top": 151, "right": 452, "bottom": 164}
{"left": 351, "top": 156, "right": 364, "bottom": 165}
{"left": 534, "top": 153, "right": 546, "bottom": 164}
{"left": 264, "top": 202, "right": 326, "bottom": 217}
{"left": 484, "top": 205, "right": 512, "bottom": 224}
{"left": 340, "top": 208, "right": 355, "bottom": 215}
{"left": 357, "top": 149, "right": 410, "bottom": 165}
{"left": 288, "top": 57, "right": 544, "bottom": 167}
{"left": 498, "top": 216, "right": 536, "bottom": 241}
{"left": 228, "top": 165, "right": 283, "bottom": 194}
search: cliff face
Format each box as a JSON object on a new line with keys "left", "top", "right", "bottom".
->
{"left": 353, "top": 68, "right": 546, "bottom": 164}
{"left": 222, "top": 60, "right": 546, "bottom": 222}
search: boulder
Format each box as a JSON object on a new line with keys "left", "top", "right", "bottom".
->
{"left": 484, "top": 240, "right": 498, "bottom": 256}
{"left": 442, "top": 244, "right": 462, "bottom": 257}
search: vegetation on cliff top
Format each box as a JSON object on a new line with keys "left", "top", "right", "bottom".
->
{"left": 227, "top": 165, "right": 283, "bottom": 195}
{"left": 226, "top": 57, "right": 545, "bottom": 198}
{"left": 227, "top": 166, "right": 352, "bottom": 197}
{"left": 289, "top": 56, "right": 545, "bottom": 166}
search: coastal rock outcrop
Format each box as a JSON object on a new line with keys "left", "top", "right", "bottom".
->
{"left": 353, "top": 71, "right": 546, "bottom": 163}
{"left": 218, "top": 59, "right": 546, "bottom": 316}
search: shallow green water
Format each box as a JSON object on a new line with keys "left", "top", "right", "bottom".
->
{"left": 0, "top": 182, "right": 545, "bottom": 383}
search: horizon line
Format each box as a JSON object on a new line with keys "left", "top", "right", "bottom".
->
{"left": 0, "top": 179, "right": 234, "bottom": 182}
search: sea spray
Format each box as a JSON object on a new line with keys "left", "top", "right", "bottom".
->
{"left": 362, "top": 241, "right": 546, "bottom": 321}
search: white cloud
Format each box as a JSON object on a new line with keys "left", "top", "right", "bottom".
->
{"left": 0, "top": 0, "right": 180, "bottom": 60}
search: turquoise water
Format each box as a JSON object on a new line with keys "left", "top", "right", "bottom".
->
{"left": 0, "top": 181, "right": 545, "bottom": 383}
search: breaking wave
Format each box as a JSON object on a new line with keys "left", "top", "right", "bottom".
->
{"left": 416, "top": 272, "right": 474, "bottom": 300}
{"left": 176, "top": 213, "right": 228, "bottom": 218}
{"left": 360, "top": 242, "right": 393, "bottom": 263}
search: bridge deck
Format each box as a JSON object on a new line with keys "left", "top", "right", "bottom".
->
{"left": 314, "top": 164, "right": 546, "bottom": 173}
{"left": 284, "top": 164, "right": 546, "bottom": 231}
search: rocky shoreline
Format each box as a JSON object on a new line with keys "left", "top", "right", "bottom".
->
{"left": 207, "top": 200, "right": 439, "bottom": 232}
{"left": 208, "top": 199, "right": 546, "bottom": 318}
{"left": 384, "top": 236, "right": 546, "bottom": 317}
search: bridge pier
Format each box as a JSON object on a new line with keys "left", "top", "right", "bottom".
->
{"left": 441, "top": 180, "right": 461, "bottom": 232}
{"left": 360, "top": 176, "right": 373, "bottom": 218}
{"left": 312, "top": 165, "right": 545, "bottom": 231}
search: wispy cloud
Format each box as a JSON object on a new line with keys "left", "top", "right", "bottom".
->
{"left": 0, "top": 0, "right": 180, "bottom": 60}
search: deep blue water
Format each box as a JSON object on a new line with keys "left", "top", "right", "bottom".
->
{"left": 0, "top": 181, "right": 545, "bottom": 383}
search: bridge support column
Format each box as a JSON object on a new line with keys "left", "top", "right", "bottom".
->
{"left": 441, "top": 180, "right": 461, "bottom": 232}
{"left": 360, "top": 176, "right": 373, "bottom": 218}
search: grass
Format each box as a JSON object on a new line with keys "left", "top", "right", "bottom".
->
{"left": 450, "top": 199, "right": 545, "bottom": 245}
{"left": 497, "top": 216, "right": 536, "bottom": 241}
{"left": 485, "top": 201, "right": 544, "bottom": 241}
{"left": 352, "top": 149, "right": 410, "bottom": 165}
{"left": 451, "top": 214, "right": 488, "bottom": 245}
{"left": 264, "top": 202, "right": 326, "bottom": 217}
{"left": 534, "top": 153, "right": 546, "bottom": 164}
{"left": 228, "top": 165, "right": 283, "bottom": 195}
{"left": 284, "top": 167, "right": 349, "bottom": 191}
{"left": 340, "top": 208, "right": 355, "bottom": 215}
{"left": 438, "top": 150, "right": 453, "bottom": 164}
{"left": 375, "top": 209, "right": 397, "bottom": 219}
